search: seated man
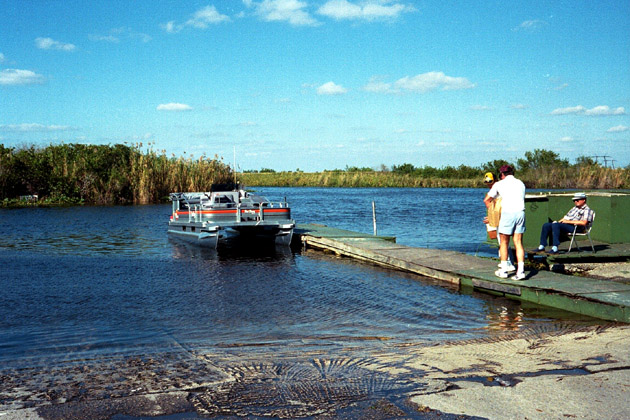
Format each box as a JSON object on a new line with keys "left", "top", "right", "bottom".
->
{"left": 534, "top": 192, "right": 594, "bottom": 254}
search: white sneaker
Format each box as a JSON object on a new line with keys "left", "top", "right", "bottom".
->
{"left": 497, "top": 263, "right": 516, "bottom": 271}
{"left": 513, "top": 272, "right": 526, "bottom": 281}
{"left": 494, "top": 269, "right": 509, "bottom": 278}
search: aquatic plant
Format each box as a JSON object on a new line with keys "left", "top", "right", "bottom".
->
{"left": 0, "top": 143, "right": 234, "bottom": 205}
{"left": 241, "top": 152, "right": 630, "bottom": 189}
{"left": 2, "top": 144, "right": 628, "bottom": 206}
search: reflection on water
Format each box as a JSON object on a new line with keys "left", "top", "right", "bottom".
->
{"left": 486, "top": 305, "right": 525, "bottom": 331}
{"left": 0, "top": 205, "right": 166, "bottom": 257}
{"left": 0, "top": 189, "right": 602, "bottom": 372}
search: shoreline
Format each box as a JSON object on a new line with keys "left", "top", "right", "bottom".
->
{"left": 1, "top": 324, "right": 628, "bottom": 419}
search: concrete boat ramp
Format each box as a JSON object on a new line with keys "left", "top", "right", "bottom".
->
{"left": 296, "top": 223, "right": 630, "bottom": 323}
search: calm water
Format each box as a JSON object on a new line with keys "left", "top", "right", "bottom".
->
{"left": 0, "top": 188, "right": 599, "bottom": 369}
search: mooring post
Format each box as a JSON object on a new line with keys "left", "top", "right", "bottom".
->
{"left": 372, "top": 201, "right": 377, "bottom": 236}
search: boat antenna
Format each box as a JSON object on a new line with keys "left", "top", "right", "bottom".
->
{"left": 233, "top": 145, "right": 237, "bottom": 188}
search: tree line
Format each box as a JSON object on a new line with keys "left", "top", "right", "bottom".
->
{"left": 242, "top": 149, "right": 630, "bottom": 189}
{"left": 1, "top": 144, "right": 628, "bottom": 206}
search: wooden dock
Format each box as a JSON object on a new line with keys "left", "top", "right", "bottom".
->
{"left": 296, "top": 224, "right": 630, "bottom": 323}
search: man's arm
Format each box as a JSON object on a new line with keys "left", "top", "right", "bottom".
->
{"left": 559, "top": 207, "right": 591, "bottom": 226}
{"left": 483, "top": 194, "right": 494, "bottom": 209}
{"left": 559, "top": 218, "right": 588, "bottom": 226}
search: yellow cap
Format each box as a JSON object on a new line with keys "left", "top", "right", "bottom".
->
{"left": 483, "top": 172, "right": 495, "bottom": 183}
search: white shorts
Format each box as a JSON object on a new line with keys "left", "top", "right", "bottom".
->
{"left": 499, "top": 211, "right": 526, "bottom": 235}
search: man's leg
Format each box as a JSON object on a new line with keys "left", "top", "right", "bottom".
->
{"left": 495, "top": 233, "right": 513, "bottom": 278}
{"left": 539, "top": 222, "right": 553, "bottom": 247}
{"left": 513, "top": 232, "right": 525, "bottom": 264}
{"left": 551, "top": 223, "right": 576, "bottom": 248}
{"left": 512, "top": 233, "right": 526, "bottom": 278}
{"left": 499, "top": 233, "right": 510, "bottom": 263}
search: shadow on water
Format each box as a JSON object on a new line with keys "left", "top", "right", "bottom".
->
{"left": 169, "top": 236, "right": 294, "bottom": 262}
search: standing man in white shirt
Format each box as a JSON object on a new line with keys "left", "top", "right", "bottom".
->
{"left": 483, "top": 165, "right": 527, "bottom": 280}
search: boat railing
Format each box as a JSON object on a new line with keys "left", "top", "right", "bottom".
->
{"left": 172, "top": 196, "right": 290, "bottom": 223}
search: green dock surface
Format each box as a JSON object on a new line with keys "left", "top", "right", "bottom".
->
{"left": 296, "top": 223, "right": 630, "bottom": 323}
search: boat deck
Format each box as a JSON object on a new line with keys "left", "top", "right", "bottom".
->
{"left": 296, "top": 223, "right": 630, "bottom": 323}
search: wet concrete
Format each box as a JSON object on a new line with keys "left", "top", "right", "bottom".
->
{"left": 408, "top": 324, "right": 630, "bottom": 420}
{"left": 0, "top": 352, "right": 454, "bottom": 419}
{"left": 1, "top": 324, "right": 629, "bottom": 420}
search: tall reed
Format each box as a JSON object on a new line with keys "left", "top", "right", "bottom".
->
{"left": 241, "top": 166, "right": 630, "bottom": 189}
{"left": 2, "top": 144, "right": 628, "bottom": 206}
{"left": 0, "top": 143, "right": 234, "bottom": 205}
{"left": 240, "top": 171, "right": 480, "bottom": 188}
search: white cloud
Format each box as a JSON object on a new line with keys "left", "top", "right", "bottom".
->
{"left": 317, "top": 81, "right": 348, "bottom": 95}
{"left": 318, "top": 0, "right": 415, "bottom": 21}
{"left": 560, "top": 136, "right": 573, "bottom": 142}
{"left": 364, "top": 72, "right": 474, "bottom": 94}
{"left": 157, "top": 103, "right": 193, "bottom": 111}
{"left": 162, "top": 21, "right": 181, "bottom": 33}
{"left": 0, "top": 53, "right": 5, "bottom": 62}
{"left": 550, "top": 82, "right": 569, "bottom": 91}
{"left": 551, "top": 105, "right": 625, "bottom": 116}
{"left": 35, "top": 37, "right": 76, "bottom": 51}
{"left": 394, "top": 71, "right": 474, "bottom": 93}
{"left": 90, "top": 27, "right": 152, "bottom": 43}
{"left": 162, "top": 6, "right": 230, "bottom": 33}
{"left": 131, "top": 132, "right": 153, "bottom": 140}
{"left": 363, "top": 77, "right": 396, "bottom": 94}
{"left": 470, "top": 105, "right": 493, "bottom": 111}
{"left": 550, "top": 105, "right": 585, "bottom": 115}
{"left": 89, "top": 34, "right": 120, "bottom": 43}
{"left": 246, "top": 0, "right": 320, "bottom": 26}
{"left": 607, "top": 125, "right": 629, "bottom": 133}
{"left": 512, "top": 19, "right": 547, "bottom": 31}
{"left": 584, "top": 105, "right": 625, "bottom": 116}
{"left": 186, "top": 5, "right": 231, "bottom": 28}
{"left": 511, "top": 103, "right": 528, "bottom": 109}
{"left": 0, "top": 123, "right": 72, "bottom": 132}
{"left": 0, "top": 69, "right": 45, "bottom": 85}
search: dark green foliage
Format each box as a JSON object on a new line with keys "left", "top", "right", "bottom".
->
{"left": 517, "top": 149, "right": 569, "bottom": 172}
{"left": 345, "top": 166, "right": 374, "bottom": 172}
{"left": 3, "top": 145, "right": 628, "bottom": 201}
{"left": 0, "top": 143, "right": 234, "bottom": 205}
{"left": 391, "top": 163, "right": 416, "bottom": 174}
{"left": 391, "top": 163, "right": 480, "bottom": 179}
{"left": 481, "top": 159, "right": 511, "bottom": 178}
{"left": 575, "top": 155, "right": 597, "bottom": 166}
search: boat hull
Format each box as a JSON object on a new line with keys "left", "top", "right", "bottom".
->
{"left": 167, "top": 221, "right": 294, "bottom": 249}
{"left": 167, "top": 224, "right": 220, "bottom": 248}
{"left": 168, "top": 189, "right": 294, "bottom": 249}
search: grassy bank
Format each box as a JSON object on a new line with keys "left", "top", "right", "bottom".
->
{"left": 2, "top": 145, "right": 628, "bottom": 206}
{"left": 240, "top": 171, "right": 480, "bottom": 188}
{"left": 240, "top": 165, "right": 630, "bottom": 189}
{"left": 0, "top": 143, "right": 234, "bottom": 205}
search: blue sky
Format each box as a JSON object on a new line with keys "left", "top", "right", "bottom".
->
{"left": 1, "top": 1, "right": 629, "bottom": 171}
